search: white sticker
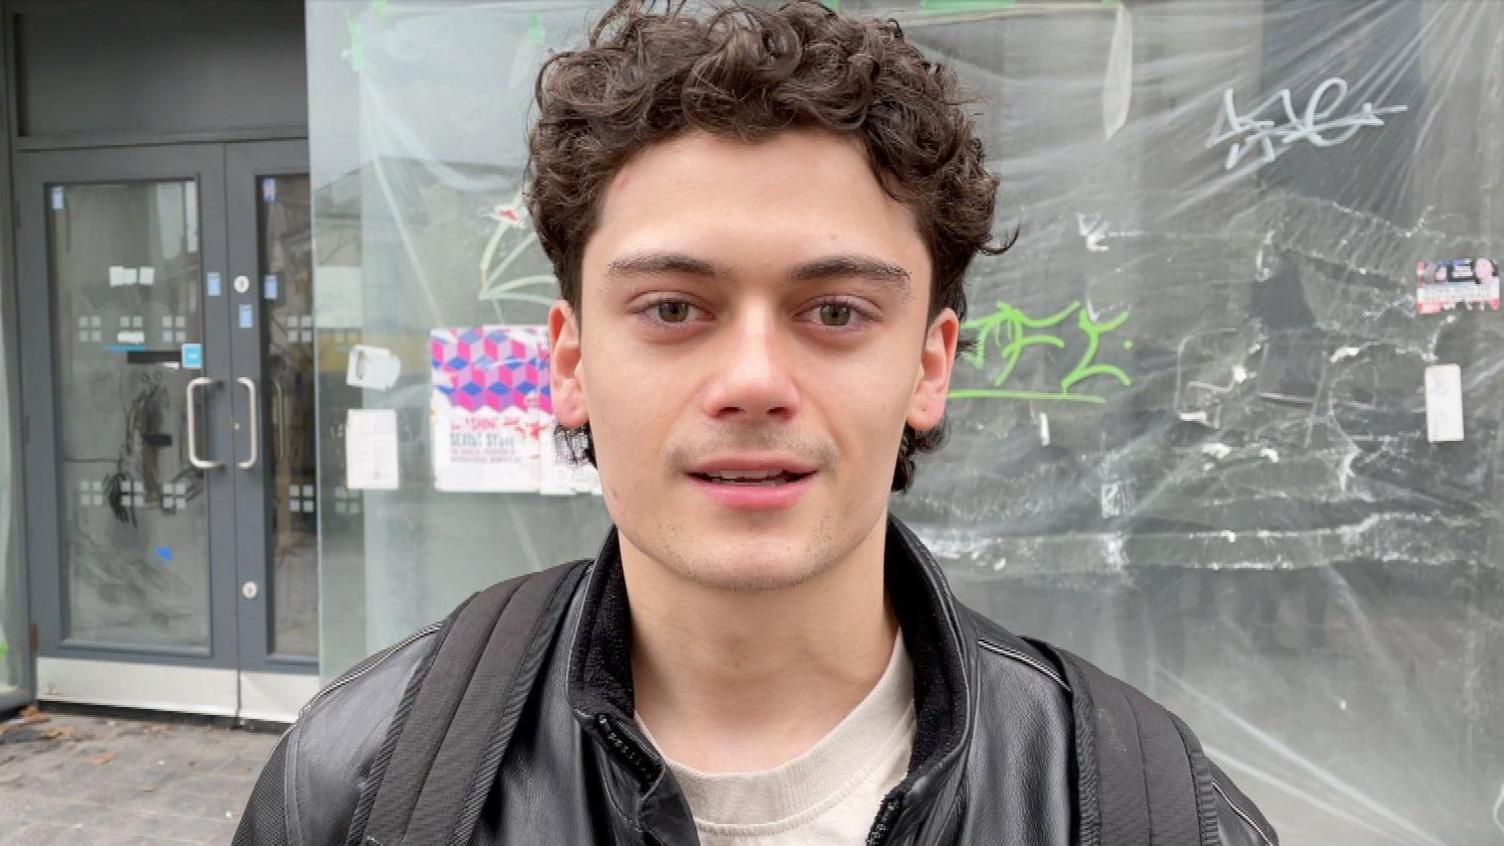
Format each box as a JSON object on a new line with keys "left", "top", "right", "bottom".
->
{"left": 314, "top": 265, "right": 364, "bottom": 328}
{"left": 50, "top": 187, "right": 64, "bottom": 210}
{"left": 116, "top": 330, "right": 145, "bottom": 345}
{"left": 109, "top": 265, "right": 128, "bottom": 287}
{"left": 346, "top": 344, "right": 401, "bottom": 391}
{"left": 1425, "top": 364, "right": 1464, "bottom": 443}
{"left": 123, "top": 267, "right": 139, "bottom": 285}
{"left": 346, "top": 409, "right": 400, "bottom": 490}
{"left": 139, "top": 266, "right": 155, "bottom": 286}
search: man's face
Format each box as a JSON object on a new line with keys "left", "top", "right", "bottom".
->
{"left": 549, "top": 130, "right": 958, "bottom": 590}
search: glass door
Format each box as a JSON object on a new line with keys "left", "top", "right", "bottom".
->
{"left": 17, "top": 141, "right": 319, "bottom": 719}
{"left": 17, "top": 145, "right": 240, "bottom": 714}
{"left": 226, "top": 141, "right": 320, "bottom": 719}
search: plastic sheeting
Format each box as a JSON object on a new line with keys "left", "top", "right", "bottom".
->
{"left": 308, "top": 1, "right": 1504, "bottom": 842}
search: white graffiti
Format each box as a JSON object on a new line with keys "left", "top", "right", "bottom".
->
{"left": 1208, "top": 77, "right": 1409, "bottom": 172}
{"left": 1075, "top": 212, "right": 1111, "bottom": 252}
{"left": 1492, "top": 780, "right": 1504, "bottom": 837}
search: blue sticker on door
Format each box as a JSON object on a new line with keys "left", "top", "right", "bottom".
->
{"left": 239, "top": 303, "right": 254, "bottom": 329}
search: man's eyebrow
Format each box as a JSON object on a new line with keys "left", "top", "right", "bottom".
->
{"left": 604, "top": 250, "right": 912, "bottom": 300}
{"left": 788, "top": 255, "right": 912, "bottom": 300}
{"left": 605, "top": 251, "right": 728, "bottom": 279}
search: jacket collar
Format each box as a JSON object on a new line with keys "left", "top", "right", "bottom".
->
{"left": 565, "top": 515, "right": 975, "bottom": 842}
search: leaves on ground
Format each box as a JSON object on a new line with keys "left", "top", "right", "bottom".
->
{"left": 41, "top": 725, "right": 76, "bottom": 740}
{"left": 20, "top": 705, "right": 49, "bottom": 724}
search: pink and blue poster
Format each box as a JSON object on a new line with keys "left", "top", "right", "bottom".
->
{"left": 430, "top": 326, "right": 552, "bottom": 492}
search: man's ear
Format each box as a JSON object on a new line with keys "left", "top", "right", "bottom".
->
{"left": 908, "top": 307, "right": 959, "bottom": 432}
{"left": 549, "top": 300, "right": 588, "bottom": 427}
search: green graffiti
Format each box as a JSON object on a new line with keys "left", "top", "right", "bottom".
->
{"left": 952, "top": 300, "right": 1132, "bottom": 404}
{"left": 344, "top": 11, "right": 365, "bottom": 72}
{"left": 527, "top": 13, "right": 547, "bottom": 47}
{"left": 820, "top": 0, "right": 840, "bottom": 9}
{"left": 920, "top": 0, "right": 1015, "bottom": 14}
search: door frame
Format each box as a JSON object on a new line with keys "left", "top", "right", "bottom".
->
{"left": 226, "top": 139, "right": 318, "bottom": 678}
{"left": 16, "top": 144, "right": 242, "bottom": 711}
{"left": 0, "top": 8, "right": 32, "bottom": 713}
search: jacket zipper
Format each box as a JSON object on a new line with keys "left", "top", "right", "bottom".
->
{"left": 594, "top": 714, "right": 674, "bottom": 846}
{"left": 1214, "top": 782, "right": 1275, "bottom": 846}
{"left": 977, "top": 638, "right": 1069, "bottom": 691}
{"left": 865, "top": 795, "right": 902, "bottom": 846}
{"left": 297, "top": 621, "right": 444, "bottom": 719}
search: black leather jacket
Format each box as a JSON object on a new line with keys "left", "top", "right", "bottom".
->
{"left": 236, "top": 520, "right": 1277, "bottom": 845}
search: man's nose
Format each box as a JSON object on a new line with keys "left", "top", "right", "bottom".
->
{"left": 699, "top": 310, "right": 801, "bottom": 421}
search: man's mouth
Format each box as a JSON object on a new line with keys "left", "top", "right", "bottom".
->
{"left": 690, "top": 469, "right": 814, "bottom": 486}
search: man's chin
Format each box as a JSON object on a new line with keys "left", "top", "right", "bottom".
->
{"left": 655, "top": 514, "right": 838, "bottom": 591}
{"left": 668, "top": 551, "right": 832, "bottom": 592}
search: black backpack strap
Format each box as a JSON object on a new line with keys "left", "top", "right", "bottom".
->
{"left": 1025, "top": 639, "right": 1220, "bottom": 846}
{"left": 348, "top": 560, "right": 585, "bottom": 846}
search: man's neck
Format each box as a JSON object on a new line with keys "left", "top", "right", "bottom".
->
{"left": 623, "top": 517, "right": 899, "bottom": 773}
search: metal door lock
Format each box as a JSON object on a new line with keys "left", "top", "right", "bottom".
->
{"left": 241, "top": 581, "right": 260, "bottom": 600}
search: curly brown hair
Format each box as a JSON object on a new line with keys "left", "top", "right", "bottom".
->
{"left": 527, "top": 0, "right": 1006, "bottom": 492}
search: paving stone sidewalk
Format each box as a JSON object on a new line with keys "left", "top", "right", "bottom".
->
{"left": 0, "top": 706, "right": 281, "bottom": 845}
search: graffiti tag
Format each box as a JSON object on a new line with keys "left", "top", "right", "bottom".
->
{"left": 951, "top": 300, "right": 1132, "bottom": 404}
{"left": 1208, "top": 77, "right": 1408, "bottom": 172}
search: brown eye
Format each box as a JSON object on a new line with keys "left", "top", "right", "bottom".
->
{"left": 655, "top": 302, "right": 692, "bottom": 323}
{"left": 817, "top": 304, "right": 853, "bottom": 326}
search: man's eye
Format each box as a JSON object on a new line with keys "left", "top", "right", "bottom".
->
{"left": 654, "top": 301, "right": 693, "bottom": 323}
{"left": 817, "top": 304, "right": 853, "bottom": 327}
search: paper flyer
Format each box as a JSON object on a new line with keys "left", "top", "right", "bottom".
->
{"left": 430, "top": 326, "right": 601, "bottom": 495}
{"left": 346, "top": 409, "right": 400, "bottom": 490}
{"left": 1415, "top": 258, "right": 1499, "bottom": 314}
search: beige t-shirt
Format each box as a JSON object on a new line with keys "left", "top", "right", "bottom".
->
{"left": 637, "top": 634, "right": 915, "bottom": 845}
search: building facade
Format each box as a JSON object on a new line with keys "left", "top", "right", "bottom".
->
{"left": 2, "top": 1, "right": 1502, "bottom": 841}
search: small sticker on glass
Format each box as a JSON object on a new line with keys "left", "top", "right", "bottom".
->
{"left": 207, "top": 272, "right": 222, "bottom": 298}
{"left": 50, "top": 186, "right": 64, "bottom": 210}
{"left": 264, "top": 274, "right": 279, "bottom": 300}
{"left": 239, "top": 303, "right": 254, "bottom": 329}
{"left": 262, "top": 178, "right": 277, "bottom": 204}
{"left": 181, "top": 343, "right": 203, "bottom": 369}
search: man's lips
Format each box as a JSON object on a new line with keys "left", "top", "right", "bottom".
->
{"left": 684, "top": 456, "right": 819, "bottom": 508}
{"left": 686, "top": 470, "right": 816, "bottom": 509}
{"left": 686, "top": 456, "right": 818, "bottom": 485}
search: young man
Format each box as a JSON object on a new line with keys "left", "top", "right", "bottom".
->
{"left": 237, "top": 2, "right": 1277, "bottom": 844}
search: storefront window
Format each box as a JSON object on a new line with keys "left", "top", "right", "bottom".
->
{"left": 308, "top": 1, "right": 1504, "bottom": 841}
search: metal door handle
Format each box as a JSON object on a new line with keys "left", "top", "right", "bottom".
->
{"left": 237, "top": 377, "right": 259, "bottom": 470}
{"left": 186, "top": 377, "right": 222, "bottom": 470}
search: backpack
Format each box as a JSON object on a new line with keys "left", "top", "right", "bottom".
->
{"left": 345, "top": 563, "right": 1275, "bottom": 846}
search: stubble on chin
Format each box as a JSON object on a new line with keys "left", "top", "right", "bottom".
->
{"left": 637, "top": 510, "right": 847, "bottom": 592}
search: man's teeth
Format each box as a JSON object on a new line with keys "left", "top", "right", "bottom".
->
{"left": 704, "top": 469, "right": 794, "bottom": 484}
